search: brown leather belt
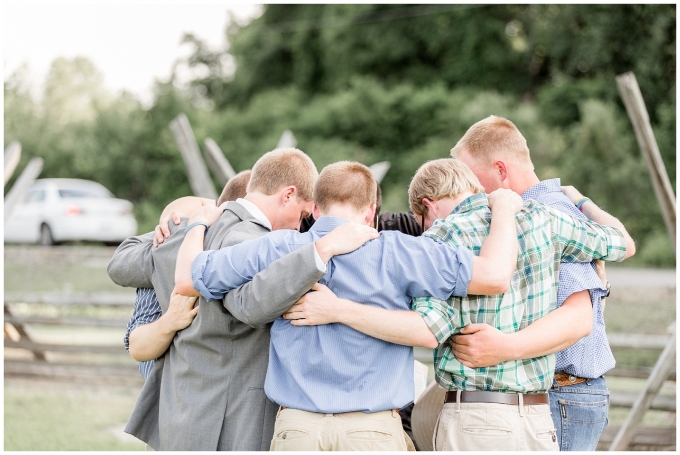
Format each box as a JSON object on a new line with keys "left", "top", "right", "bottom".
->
{"left": 445, "top": 391, "right": 549, "bottom": 406}
{"left": 554, "top": 372, "right": 588, "bottom": 386}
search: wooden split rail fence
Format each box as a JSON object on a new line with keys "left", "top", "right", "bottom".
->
{"left": 4, "top": 291, "right": 676, "bottom": 450}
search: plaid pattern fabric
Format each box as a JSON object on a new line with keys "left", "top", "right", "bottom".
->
{"left": 412, "top": 193, "right": 627, "bottom": 393}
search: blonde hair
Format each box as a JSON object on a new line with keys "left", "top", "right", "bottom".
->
{"left": 408, "top": 158, "right": 484, "bottom": 217}
{"left": 217, "top": 170, "right": 251, "bottom": 205}
{"left": 314, "top": 161, "right": 377, "bottom": 213}
{"left": 450, "top": 115, "right": 533, "bottom": 169}
{"left": 247, "top": 148, "right": 318, "bottom": 201}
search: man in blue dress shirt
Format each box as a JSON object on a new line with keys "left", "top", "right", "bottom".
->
{"left": 174, "top": 161, "right": 524, "bottom": 451}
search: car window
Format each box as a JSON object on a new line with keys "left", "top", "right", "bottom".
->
{"left": 58, "top": 189, "right": 111, "bottom": 198}
{"left": 23, "top": 190, "right": 45, "bottom": 203}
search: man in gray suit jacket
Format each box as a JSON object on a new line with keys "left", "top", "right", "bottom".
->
{"left": 108, "top": 148, "right": 377, "bottom": 450}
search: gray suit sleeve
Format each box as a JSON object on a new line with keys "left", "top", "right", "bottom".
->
{"left": 107, "top": 231, "right": 156, "bottom": 288}
{"left": 223, "top": 242, "right": 326, "bottom": 328}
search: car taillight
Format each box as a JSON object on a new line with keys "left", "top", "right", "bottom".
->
{"left": 65, "top": 204, "right": 81, "bottom": 216}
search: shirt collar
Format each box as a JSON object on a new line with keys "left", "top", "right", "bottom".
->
{"left": 235, "top": 198, "right": 272, "bottom": 230}
{"left": 308, "top": 216, "right": 351, "bottom": 235}
{"left": 451, "top": 193, "right": 489, "bottom": 215}
{"left": 521, "top": 178, "right": 561, "bottom": 202}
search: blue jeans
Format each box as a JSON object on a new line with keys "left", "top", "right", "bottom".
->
{"left": 548, "top": 376, "right": 609, "bottom": 451}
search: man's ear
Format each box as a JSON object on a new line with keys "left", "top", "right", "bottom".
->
{"left": 363, "top": 203, "right": 376, "bottom": 225}
{"left": 494, "top": 160, "right": 509, "bottom": 182}
{"left": 312, "top": 203, "right": 322, "bottom": 220}
{"left": 280, "top": 186, "right": 296, "bottom": 204}
{"left": 422, "top": 198, "right": 437, "bottom": 218}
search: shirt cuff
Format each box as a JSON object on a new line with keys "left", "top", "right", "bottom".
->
{"left": 191, "top": 250, "right": 225, "bottom": 302}
{"left": 312, "top": 244, "right": 327, "bottom": 272}
{"left": 412, "top": 297, "right": 459, "bottom": 344}
{"left": 452, "top": 246, "right": 474, "bottom": 298}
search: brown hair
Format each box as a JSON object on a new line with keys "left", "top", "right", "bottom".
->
{"left": 247, "top": 148, "right": 318, "bottom": 201}
{"left": 217, "top": 170, "right": 251, "bottom": 205}
{"left": 450, "top": 115, "right": 533, "bottom": 169}
{"left": 314, "top": 161, "right": 377, "bottom": 213}
{"left": 408, "top": 158, "right": 484, "bottom": 217}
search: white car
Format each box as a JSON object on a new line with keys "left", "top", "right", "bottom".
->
{"left": 4, "top": 178, "right": 138, "bottom": 245}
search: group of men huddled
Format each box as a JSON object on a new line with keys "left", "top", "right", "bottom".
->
{"left": 109, "top": 115, "right": 635, "bottom": 451}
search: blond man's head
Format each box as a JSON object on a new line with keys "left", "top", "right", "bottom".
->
{"left": 217, "top": 170, "right": 251, "bottom": 206}
{"left": 408, "top": 158, "right": 484, "bottom": 218}
{"left": 314, "top": 161, "right": 377, "bottom": 214}
{"left": 247, "top": 148, "right": 318, "bottom": 201}
{"left": 451, "top": 115, "right": 533, "bottom": 169}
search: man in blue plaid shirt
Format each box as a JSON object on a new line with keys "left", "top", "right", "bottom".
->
{"left": 448, "top": 115, "right": 636, "bottom": 450}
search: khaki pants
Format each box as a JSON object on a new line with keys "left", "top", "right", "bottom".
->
{"left": 270, "top": 407, "right": 415, "bottom": 451}
{"left": 434, "top": 402, "right": 558, "bottom": 451}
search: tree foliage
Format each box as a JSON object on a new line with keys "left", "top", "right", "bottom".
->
{"left": 4, "top": 5, "right": 675, "bottom": 266}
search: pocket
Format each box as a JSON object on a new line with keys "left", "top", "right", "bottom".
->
{"left": 558, "top": 398, "right": 608, "bottom": 423}
{"left": 275, "top": 429, "right": 309, "bottom": 441}
{"left": 270, "top": 428, "right": 311, "bottom": 451}
{"left": 461, "top": 426, "right": 513, "bottom": 437}
{"left": 346, "top": 429, "right": 393, "bottom": 440}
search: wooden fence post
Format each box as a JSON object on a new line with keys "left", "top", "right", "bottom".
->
{"left": 4, "top": 141, "right": 22, "bottom": 186}
{"left": 277, "top": 130, "right": 297, "bottom": 148}
{"left": 369, "top": 161, "right": 391, "bottom": 184}
{"left": 169, "top": 114, "right": 218, "bottom": 199}
{"left": 4, "top": 157, "right": 43, "bottom": 220}
{"left": 615, "top": 72, "right": 676, "bottom": 250}
{"left": 608, "top": 325, "right": 676, "bottom": 450}
{"left": 203, "top": 138, "right": 236, "bottom": 187}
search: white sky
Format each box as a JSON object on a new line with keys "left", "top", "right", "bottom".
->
{"left": 3, "top": 1, "right": 263, "bottom": 106}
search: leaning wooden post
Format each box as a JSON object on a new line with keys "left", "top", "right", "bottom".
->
{"left": 4, "top": 141, "right": 22, "bottom": 187}
{"left": 169, "top": 114, "right": 218, "bottom": 199}
{"left": 615, "top": 72, "right": 676, "bottom": 250}
{"left": 608, "top": 325, "right": 676, "bottom": 450}
{"left": 203, "top": 138, "right": 236, "bottom": 187}
{"left": 4, "top": 157, "right": 43, "bottom": 220}
{"left": 276, "top": 130, "right": 297, "bottom": 148}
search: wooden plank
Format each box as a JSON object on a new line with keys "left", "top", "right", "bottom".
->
{"left": 3, "top": 157, "right": 43, "bottom": 220}
{"left": 609, "top": 326, "right": 676, "bottom": 451}
{"left": 203, "top": 138, "right": 236, "bottom": 187}
{"left": 4, "top": 303, "right": 47, "bottom": 361}
{"left": 276, "top": 129, "right": 297, "bottom": 148}
{"left": 4, "top": 140, "right": 21, "bottom": 186}
{"left": 606, "top": 366, "right": 676, "bottom": 382}
{"left": 598, "top": 425, "right": 675, "bottom": 450}
{"left": 609, "top": 391, "right": 676, "bottom": 412}
{"left": 5, "top": 340, "right": 127, "bottom": 355}
{"left": 4, "top": 315, "right": 129, "bottom": 328}
{"left": 4, "top": 291, "right": 136, "bottom": 306}
{"left": 616, "top": 72, "right": 676, "bottom": 250}
{"left": 169, "top": 113, "right": 218, "bottom": 199}
{"left": 607, "top": 333, "right": 671, "bottom": 349}
{"left": 4, "top": 360, "right": 143, "bottom": 386}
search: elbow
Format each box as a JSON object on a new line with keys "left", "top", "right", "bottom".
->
{"left": 579, "top": 318, "right": 593, "bottom": 339}
{"left": 421, "top": 336, "right": 439, "bottom": 350}
{"left": 624, "top": 238, "right": 636, "bottom": 259}
{"left": 128, "top": 345, "right": 149, "bottom": 362}
{"left": 174, "top": 277, "right": 199, "bottom": 297}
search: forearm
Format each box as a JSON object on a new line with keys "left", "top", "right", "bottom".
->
{"left": 336, "top": 300, "right": 438, "bottom": 349}
{"left": 107, "top": 232, "right": 156, "bottom": 288}
{"left": 224, "top": 244, "right": 326, "bottom": 328}
{"left": 174, "top": 227, "right": 206, "bottom": 296}
{"left": 468, "top": 206, "right": 518, "bottom": 295}
{"left": 128, "top": 318, "right": 175, "bottom": 361}
{"left": 580, "top": 201, "right": 635, "bottom": 258}
{"left": 161, "top": 196, "right": 215, "bottom": 220}
{"left": 507, "top": 291, "right": 592, "bottom": 360}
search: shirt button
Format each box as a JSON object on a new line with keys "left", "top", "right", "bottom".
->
{"left": 569, "top": 375, "right": 576, "bottom": 383}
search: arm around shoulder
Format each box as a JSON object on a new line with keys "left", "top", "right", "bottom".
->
{"left": 107, "top": 232, "right": 156, "bottom": 288}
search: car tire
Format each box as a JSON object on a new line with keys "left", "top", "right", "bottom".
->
{"left": 39, "top": 224, "right": 55, "bottom": 246}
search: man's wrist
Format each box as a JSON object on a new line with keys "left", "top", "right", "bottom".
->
{"left": 314, "top": 238, "right": 333, "bottom": 263}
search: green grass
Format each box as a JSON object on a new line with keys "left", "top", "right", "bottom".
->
{"left": 4, "top": 378, "right": 145, "bottom": 451}
{"left": 4, "top": 262, "right": 122, "bottom": 293}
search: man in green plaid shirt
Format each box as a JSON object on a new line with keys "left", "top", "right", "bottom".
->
{"left": 406, "top": 158, "right": 630, "bottom": 451}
